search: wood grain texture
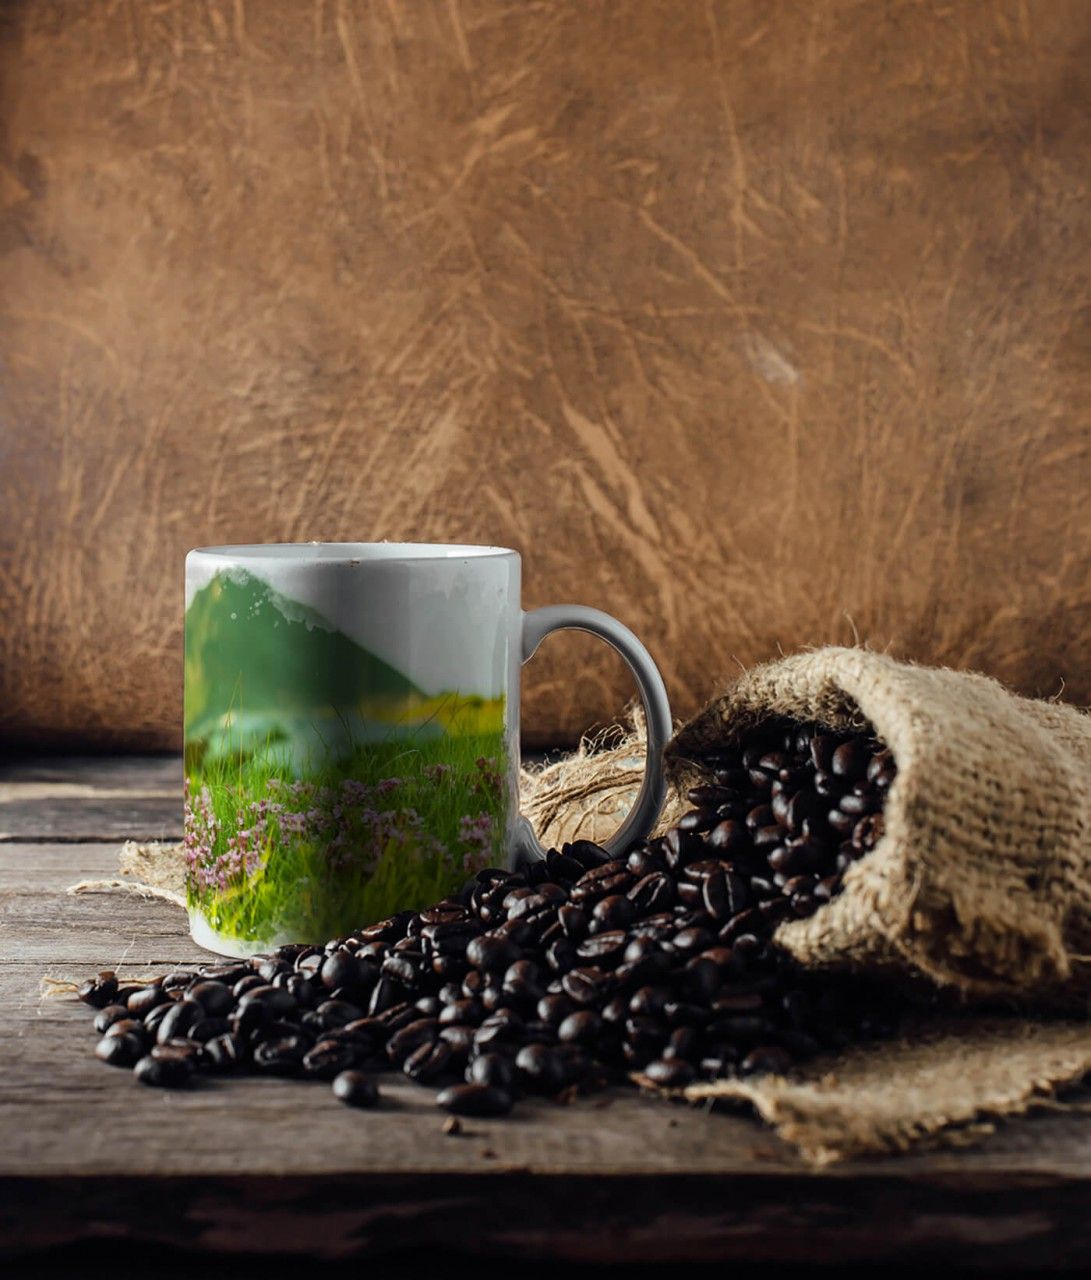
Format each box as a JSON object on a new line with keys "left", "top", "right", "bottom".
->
{"left": 6, "top": 760, "right": 1091, "bottom": 1263}
{"left": 0, "top": 1, "right": 1089, "bottom": 751}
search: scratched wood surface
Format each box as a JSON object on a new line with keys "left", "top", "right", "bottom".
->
{"left": 2, "top": 0, "right": 1090, "bottom": 755}
{"left": 4, "top": 757, "right": 1091, "bottom": 1266}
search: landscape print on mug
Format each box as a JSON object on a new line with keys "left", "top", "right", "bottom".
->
{"left": 184, "top": 568, "right": 508, "bottom": 947}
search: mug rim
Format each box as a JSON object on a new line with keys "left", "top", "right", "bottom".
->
{"left": 188, "top": 541, "right": 518, "bottom": 564}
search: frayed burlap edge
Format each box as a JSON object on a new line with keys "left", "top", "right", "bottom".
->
{"left": 637, "top": 1016, "right": 1091, "bottom": 1165}
{"left": 69, "top": 840, "right": 186, "bottom": 907}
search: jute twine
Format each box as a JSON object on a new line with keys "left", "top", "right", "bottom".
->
{"left": 64, "top": 651, "right": 1091, "bottom": 1163}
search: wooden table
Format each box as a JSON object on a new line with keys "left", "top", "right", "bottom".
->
{"left": 3, "top": 755, "right": 1091, "bottom": 1269}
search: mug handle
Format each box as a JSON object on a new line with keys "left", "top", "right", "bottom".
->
{"left": 516, "top": 605, "right": 672, "bottom": 862}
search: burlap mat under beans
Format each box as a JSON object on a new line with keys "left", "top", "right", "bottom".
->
{"left": 73, "top": 648, "right": 1091, "bottom": 1162}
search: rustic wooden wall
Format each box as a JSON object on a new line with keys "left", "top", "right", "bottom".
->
{"left": 1, "top": 0, "right": 1089, "bottom": 751}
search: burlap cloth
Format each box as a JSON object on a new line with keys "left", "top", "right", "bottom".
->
{"left": 77, "top": 648, "right": 1091, "bottom": 1163}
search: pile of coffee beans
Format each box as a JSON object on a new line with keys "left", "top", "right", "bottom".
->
{"left": 78, "top": 719, "right": 900, "bottom": 1118}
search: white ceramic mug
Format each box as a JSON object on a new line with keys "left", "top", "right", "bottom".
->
{"left": 184, "top": 542, "right": 671, "bottom": 956}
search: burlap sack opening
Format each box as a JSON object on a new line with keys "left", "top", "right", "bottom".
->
{"left": 665, "top": 647, "right": 1091, "bottom": 1008}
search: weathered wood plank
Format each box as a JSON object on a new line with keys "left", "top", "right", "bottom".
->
{"left": 0, "top": 755, "right": 182, "bottom": 792}
{"left": 5, "top": 841, "right": 1091, "bottom": 1184}
{"left": 7, "top": 763, "right": 1091, "bottom": 1265}
{"left": 5, "top": 1167, "right": 1091, "bottom": 1267}
{"left": 0, "top": 796, "right": 182, "bottom": 843}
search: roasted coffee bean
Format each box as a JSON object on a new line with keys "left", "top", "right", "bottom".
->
{"left": 403, "top": 1039, "right": 454, "bottom": 1084}
{"left": 557, "top": 1010, "right": 602, "bottom": 1046}
{"left": 77, "top": 971, "right": 119, "bottom": 1009}
{"left": 186, "top": 980, "right": 234, "bottom": 1018}
{"left": 367, "top": 977, "right": 408, "bottom": 1015}
{"left": 155, "top": 999, "right": 203, "bottom": 1044}
{"left": 663, "top": 1026, "right": 699, "bottom": 1062}
{"left": 151, "top": 1038, "right": 204, "bottom": 1066}
{"left": 126, "top": 985, "right": 169, "bottom": 1018}
{"left": 545, "top": 852, "right": 584, "bottom": 883}
{"left": 677, "top": 808, "right": 720, "bottom": 834}
{"left": 437, "top": 1082, "right": 512, "bottom": 1117}
{"left": 591, "top": 893, "right": 636, "bottom": 932}
{"left": 253, "top": 1036, "right": 308, "bottom": 1075}
{"left": 831, "top": 740, "right": 867, "bottom": 780}
{"left": 562, "top": 967, "right": 613, "bottom": 1006}
{"left": 95, "top": 1032, "right": 143, "bottom": 1067}
{"left": 238, "top": 984, "right": 298, "bottom": 1017}
{"left": 102, "top": 1017, "right": 147, "bottom": 1043}
{"left": 576, "top": 931, "right": 628, "bottom": 963}
{"left": 133, "top": 1053, "right": 192, "bottom": 1088}
{"left": 537, "top": 993, "right": 576, "bottom": 1026}
{"left": 467, "top": 1051, "right": 515, "bottom": 1092}
{"left": 440, "top": 997, "right": 483, "bottom": 1027}
{"left": 232, "top": 973, "right": 265, "bottom": 999}
{"left": 563, "top": 840, "right": 612, "bottom": 870}
{"left": 200, "top": 1032, "right": 246, "bottom": 1072}
{"left": 627, "top": 872, "right": 674, "bottom": 914}
{"left": 672, "top": 926, "right": 713, "bottom": 954}
{"left": 557, "top": 904, "right": 590, "bottom": 940}
{"left": 386, "top": 1018, "right": 439, "bottom": 1065}
{"left": 465, "top": 934, "right": 518, "bottom": 973}
{"left": 570, "top": 865, "right": 633, "bottom": 904}
{"left": 302, "top": 1040, "right": 360, "bottom": 1079}
{"left": 514, "top": 1043, "right": 567, "bottom": 1094}
{"left": 188, "top": 1016, "right": 230, "bottom": 1044}
{"left": 643, "top": 1057, "right": 695, "bottom": 1087}
{"left": 663, "top": 827, "right": 702, "bottom": 868}
{"left": 332, "top": 1070, "right": 380, "bottom": 1108}
{"left": 93, "top": 1004, "right": 130, "bottom": 1034}
{"left": 707, "top": 819, "right": 749, "bottom": 855}
{"left": 741, "top": 1045, "right": 795, "bottom": 1075}
{"left": 620, "top": 847, "right": 656, "bottom": 881}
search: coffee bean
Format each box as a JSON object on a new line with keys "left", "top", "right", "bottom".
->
{"left": 201, "top": 1033, "right": 246, "bottom": 1072}
{"left": 332, "top": 1070, "right": 380, "bottom": 1108}
{"left": 436, "top": 1082, "right": 513, "bottom": 1117}
{"left": 741, "top": 1045, "right": 795, "bottom": 1075}
{"left": 576, "top": 931, "right": 628, "bottom": 963}
{"left": 562, "top": 967, "right": 612, "bottom": 1006}
{"left": 386, "top": 1018, "right": 439, "bottom": 1065}
{"left": 563, "top": 839, "right": 612, "bottom": 870}
{"left": 404, "top": 1039, "right": 453, "bottom": 1084}
{"left": 831, "top": 739, "right": 867, "bottom": 779}
{"left": 514, "top": 1043, "right": 567, "bottom": 1094}
{"left": 707, "top": 819, "right": 749, "bottom": 855}
{"left": 155, "top": 999, "right": 203, "bottom": 1044}
{"left": 126, "top": 985, "right": 169, "bottom": 1018}
{"left": 133, "top": 1053, "right": 192, "bottom": 1088}
{"left": 77, "top": 971, "right": 119, "bottom": 1009}
{"left": 557, "top": 1010, "right": 602, "bottom": 1045}
{"left": 643, "top": 1057, "right": 695, "bottom": 1087}
{"left": 92, "top": 1004, "right": 130, "bottom": 1034}
{"left": 467, "top": 1052, "right": 515, "bottom": 1092}
{"left": 465, "top": 935, "right": 518, "bottom": 973}
{"left": 95, "top": 1032, "right": 144, "bottom": 1066}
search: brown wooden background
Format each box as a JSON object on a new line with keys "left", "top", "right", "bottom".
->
{"left": 1, "top": 0, "right": 1088, "bottom": 751}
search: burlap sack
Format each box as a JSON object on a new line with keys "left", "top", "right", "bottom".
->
{"left": 666, "top": 647, "right": 1091, "bottom": 1008}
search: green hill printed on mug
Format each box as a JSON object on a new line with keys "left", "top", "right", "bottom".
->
{"left": 183, "top": 570, "right": 508, "bottom": 946}
{"left": 185, "top": 571, "right": 504, "bottom": 771}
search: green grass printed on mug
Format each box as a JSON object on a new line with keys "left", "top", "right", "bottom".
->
{"left": 183, "top": 568, "right": 508, "bottom": 945}
{"left": 184, "top": 733, "right": 507, "bottom": 945}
